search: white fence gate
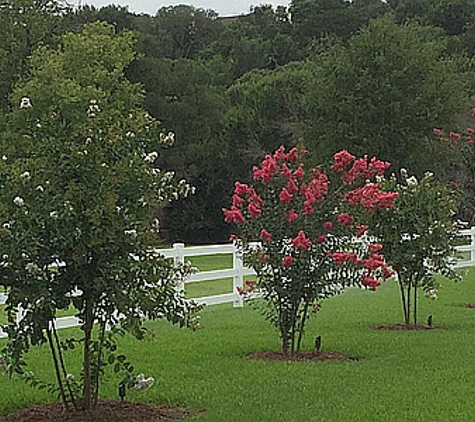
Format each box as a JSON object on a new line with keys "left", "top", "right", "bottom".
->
{"left": 1, "top": 228, "right": 475, "bottom": 339}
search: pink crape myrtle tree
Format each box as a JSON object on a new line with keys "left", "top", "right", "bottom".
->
{"left": 223, "top": 147, "right": 398, "bottom": 357}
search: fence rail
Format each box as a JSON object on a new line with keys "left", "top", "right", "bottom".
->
{"left": 2, "top": 229, "right": 475, "bottom": 339}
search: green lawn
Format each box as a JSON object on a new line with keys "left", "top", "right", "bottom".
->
{"left": 3, "top": 266, "right": 475, "bottom": 420}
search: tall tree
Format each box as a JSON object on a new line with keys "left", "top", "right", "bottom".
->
{"left": 302, "top": 16, "right": 467, "bottom": 175}
{"left": 0, "top": 22, "right": 197, "bottom": 411}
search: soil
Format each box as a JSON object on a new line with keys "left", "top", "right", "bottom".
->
{"left": 0, "top": 399, "right": 200, "bottom": 422}
{"left": 371, "top": 323, "right": 442, "bottom": 330}
{"left": 246, "top": 350, "right": 356, "bottom": 361}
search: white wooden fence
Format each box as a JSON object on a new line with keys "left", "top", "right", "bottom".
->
{"left": 1, "top": 228, "right": 475, "bottom": 339}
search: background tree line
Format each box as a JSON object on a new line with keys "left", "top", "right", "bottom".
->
{"left": 1, "top": 0, "right": 474, "bottom": 243}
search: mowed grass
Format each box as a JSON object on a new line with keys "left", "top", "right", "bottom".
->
{"left": 3, "top": 263, "right": 475, "bottom": 420}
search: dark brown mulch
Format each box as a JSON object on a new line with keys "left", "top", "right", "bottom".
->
{"left": 246, "top": 350, "right": 356, "bottom": 362}
{"left": 0, "top": 399, "right": 200, "bottom": 422}
{"left": 371, "top": 323, "right": 442, "bottom": 330}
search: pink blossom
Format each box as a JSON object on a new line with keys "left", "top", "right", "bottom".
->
{"left": 327, "top": 252, "right": 358, "bottom": 266}
{"left": 324, "top": 221, "right": 333, "bottom": 230}
{"left": 232, "top": 194, "right": 244, "bottom": 209}
{"left": 287, "top": 148, "right": 298, "bottom": 162}
{"left": 433, "top": 128, "right": 441, "bottom": 135}
{"left": 279, "top": 188, "right": 293, "bottom": 204}
{"left": 223, "top": 207, "right": 245, "bottom": 224}
{"left": 362, "top": 275, "right": 381, "bottom": 291}
{"left": 282, "top": 256, "right": 294, "bottom": 268}
{"left": 234, "top": 181, "right": 251, "bottom": 196}
{"left": 317, "top": 235, "right": 326, "bottom": 243}
{"left": 291, "top": 230, "right": 312, "bottom": 250}
{"left": 273, "top": 145, "right": 287, "bottom": 161}
{"left": 281, "top": 163, "right": 292, "bottom": 180}
{"left": 369, "top": 244, "right": 383, "bottom": 254}
{"left": 286, "top": 209, "right": 299, "bottom": 222}
{"left": 450, "top": 181, "right": 459, "bottom": 189}
{"left": 337, "top": 213, "right": 354, "bottom": 227}
{"left": 260, "top": 229, "right": 274, "bottom": 243}
{"left": 293, "top": 165, "right": 304, "bottom": 179}
{"left": 286, "top": 179, "right": 299, "bottom": 194}
{"left": 248, "top": 203, "right": 261, "bottom": 219}
{"left": 345, "top": 184, "right": 398, "bottom": 211}
{"left": 331, "top": 150, "right": 355, "bottom": 172}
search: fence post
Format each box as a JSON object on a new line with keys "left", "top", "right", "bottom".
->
{"left": 173, "top": 243, "right": 186, "bottom": 293}
{"left": 233, "top": 242, "right": 244, "bottom": 308}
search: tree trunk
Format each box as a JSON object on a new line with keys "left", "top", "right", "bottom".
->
{"left": 83, "top": 296, "right": 94, "bottom": 410}
{"left": 413, "top": 283, "right": 418, "bottom": 326}
{"left": 296, "top": 302, "right": 309, "bottom": 354}
{"left": 46, "top": 326, "right": 70, "bottom": 412}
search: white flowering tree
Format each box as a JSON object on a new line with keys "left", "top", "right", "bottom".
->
{"left": 0, "top": 22, "right": 198, "bottom": 411}
{"left": 367, "top": 170, "right": 461, "bottom": 326}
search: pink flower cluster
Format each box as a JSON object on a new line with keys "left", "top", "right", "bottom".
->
{"left": 223, "top": 181, "right": 264, "bottom": 224}
{"left": 300, "top": 169, "right": 329, "bottom": 215}
{"left": 327, "top": 245, "right": 394, "bottom": 290}
{"left": 331, "top": 150, "right": 391, "bottom": 185}
{"left": 291, "top": 230, "right": 312, "bottom": 250}
{"left": 345, "top": 183, "right": 398, "bottom": 211}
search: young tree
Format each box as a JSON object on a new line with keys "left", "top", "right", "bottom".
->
{"left": 0, "top": 22, "right": 198, "bottom": 411}
{"left": 367, "top": 170, "right": 461, "bottom": 326}
{"left": 223, "top": 147, "right": 397, "bottom": 357}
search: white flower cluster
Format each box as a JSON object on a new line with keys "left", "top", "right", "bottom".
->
{"left": 133, "top": 374, "right": 154, "bottom": 391}
{"left": 159, "top": 132, "right": 175, "bottom": 146}
{"left": 13, "top": 196, "right": 25, "bottom": 207}
{"left": 424, "top": 289, "right": 438, "bottom": 300}
{"left": 144, "top": 151, "right": 159, "bottom": 164}
{"left": 20, "top": 97, "right": 32, "bottom": 109}
{"left": 88, "top": 100, "right": 100, "bottom": 118}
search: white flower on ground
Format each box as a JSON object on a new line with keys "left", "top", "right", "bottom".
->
{"left": 50, "top": 211, "right": 58, "bottom": 219}
{"left": 13, "top": 196, "right": 24, "bottom": 207}
{"left": 133, "top": 374, "right": 154, "bottom": 391}
{"left": 406, "top": 176, "right": 418, "bottom": 186}
{"left": 424, "top": 289, "right": 438, "bottom": 300}
{"left": 20, "top": 97, "right": 32, "bottom": 109}
{"left": 66, "top": 374, "right": 75, "bottom": 382}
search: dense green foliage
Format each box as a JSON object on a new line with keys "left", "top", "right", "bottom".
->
{"left": 1, "top": 0, "right": 475, "bottom": 243}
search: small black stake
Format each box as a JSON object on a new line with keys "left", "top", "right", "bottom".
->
{"left": 119, "top": 382, "right": 126, "bottom": 402}
{"left": 315, "top": 335, "right": 322, "bottom": 352}
{"left": 427, "top": 315, "right": 433, "bottom": 327}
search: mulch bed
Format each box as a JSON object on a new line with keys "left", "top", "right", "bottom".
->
{"left": 246, "top": 350, "right": 356, "bottom": 362}
{"left": 0, "top": 399, "right": 199, "bottom": 422}
{"left": 371, "top": 323, "right": 442, "bottom": 330}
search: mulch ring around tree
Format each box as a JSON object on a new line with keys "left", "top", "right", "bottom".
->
{"left": 246, "top": 350, "right": 357, "bottom": 362}
{"left": 371, "top": 323, "right": 444, "bottom": 330}
{"left": 0, "top": 399, "right": 203, "bottom": 422}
